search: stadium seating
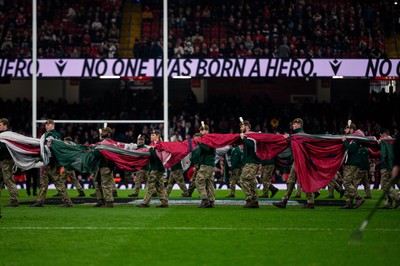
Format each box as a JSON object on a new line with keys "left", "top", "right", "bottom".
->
{"left": 138, "top": 0, "right": 388, "bottom": 59}
{"left": 0, "top": 0, "right": 122, "bottom": 58}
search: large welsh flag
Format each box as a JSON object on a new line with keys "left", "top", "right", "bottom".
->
{"left": 291, "top": 133, "right": 378, "bottom": 193}
{"left": 0, "top": 131, "right": 43, "bottom": 170}
{"left": 246, "top": 132, "right": 290, "bottom": 160}
{"left": 194, "top": 133, "right": 242, "bottom": 148}
{"left": 290, "top": 134, "right": 346, "bottom": 193}
{"left": 154, "top": 139, "right": 198, "bottom": 168}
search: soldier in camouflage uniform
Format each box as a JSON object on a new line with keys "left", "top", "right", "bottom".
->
{"left": 326, "top": 172, "right": 345, "bottom": 198}
{"left": 137, "top": 130, "right": 168, "bottom": 208}
{"left": 58, "top": 168, "right": 85, "bottom": 197}
{"left": 239, "top": 120, "right": 260, "bottom": 208}
{"left": 92, "top": 127, "right": 116, "bottom": 208}
{"left": 325, "top": 121, "right": 351, "bottom": 199}
{"left": 340, "top": 125, "right": 366, "bottom": 209}
{"left": 31, "top": 119, "right": 73, "bottom": 207}
{"left": 225, "top": 145, "right": 243, "bottom": 198}
{"left": 379, "top": 129, "right": 400, "bottom": 208}
{"left": 0, "top": 118, "right": 19, "bottom": 207}
{"left": 293, "top": 182, "right": 321, "bottom": 199}
{"left": 355, "top": 144, "right": 372, "bottom": 199}
{"left": 293, "top": 181, "right": 302, "bottom": 198}
{"left": 182, "top": 133, "right": 202, "bottom": 197}
{"left": 167, "top": 161, "right": 189, "bottom": 196}
{"left": 52, "top": 137, "right": 86, "bottom": 197}
{"left": 195, "top": 124, "right": 216, "bottom": 208}
{"left": 259, "top": 158, "right": 279, "bottom": 198}
{"left": 128, "top": 135, "right": 149, "bottom": 197}
{"left": 273, "top": 118, "right": 315, "bottom": 209}
{"left": 166, "top": 135, "right": 189, "bottom": 196}
{"left": 129, "top": 169, "right": 148, "bottom": 197}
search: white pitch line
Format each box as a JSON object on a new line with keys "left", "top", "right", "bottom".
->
{"left": 0, "top": 227, "right": 399, "bottom": 231}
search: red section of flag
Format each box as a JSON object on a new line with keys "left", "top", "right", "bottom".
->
{"left": 246, "top": 133, "right": 289, "bottom": 160}
{"left": 291, "top": 135, "right": 346, "bottom": 193}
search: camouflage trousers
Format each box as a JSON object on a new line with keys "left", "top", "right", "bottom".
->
{"left": 228, "top": 168, "right": 241, "bottom": 195}
{"left": 260, "top": 164, "right": 275, "bottom": 195}
{"left": 327, "top": 179, "right": 343, "bottom": 197}
{"left": 195, "top": 165, "right": 215, "bottom": 202}
{"left": 342, "top": 165, "right": 363, "bottom": 204}
{"left": 295, "top": 182, "right": 302, "bottom": 196}
{"left": 143, "top": 170, "right": 168, "bottom": 205}
{"left": 187, "top": 166, "right": 199, "bottom": 195}
{"left": 239, "top": 163, "right": 259, "bottom": 201}
{"left": 283, "top": 165, "right": 313, "bottom": 204}
{"left": 0, "top": 159, "right": 18, "bottom": 202}
{"left": 61, "top": 170, "right": 84, "bottom": 193}
{"left": 132, "top": 170, "right": 148, "bottom": 194}
{"left": 37, "top": 164, "right": 72, "bottom": 204}
{"left": 355, "top": 169, "right": 371, "bottom": 197}
{"left": 381, "top": 168, "right": 400, "bottom": 206}
{"left": 167, "top": 169, "right": 188, "bottom": 195}
{"left": 94, "top": 167, "right": 114, "bottom": 203}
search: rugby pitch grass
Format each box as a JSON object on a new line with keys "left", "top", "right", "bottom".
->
{"left": 1, "top": 189, "right": 399, "bottom": 266}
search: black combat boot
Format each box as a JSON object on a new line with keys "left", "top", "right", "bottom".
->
{"left": 270, "top": 185, "right": 279, "bottom": 198}
{"left": 59, "top": 202, "right": 73, "bottom": 207}
{"left": 354, "top": 197, "right": 365, "bottom": 209}
{"left": 206, "top": 201, "right": 215, "bottom": 208}
{"left": 273, "top": 199, "right": 288, "bottom": 209}
{"left": 198, "top": 199, "right": 210, "bottom": 208}
{"left": 249, "top": 198, "right": 259, "bottom": 208}
{"left": 340, "top": 202, "right": 353, "bottom": 209}
{"left": 7, "top": 200, "right": 19, "bottom": 207}
{"left": 93, "top": 200, "right": 105, "bottom": 207}
{"left": 243, "top": 199, "right": 253, "bottom": 208}
{"left": 102, "top": 201, "right": 114, "bottom": 208}
{"left": 303, "top": 202, "right": 315, "bottom": 209}
{"left": 137, "top": 202, "right": 150, "bottom": 208}
{"left": 30, "top": 202, "right": 44, "bottom": 207}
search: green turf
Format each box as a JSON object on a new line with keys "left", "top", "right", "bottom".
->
{"left": 1, "top": 189, "right": 400, "bottom": 266}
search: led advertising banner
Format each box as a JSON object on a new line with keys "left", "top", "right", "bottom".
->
{"left": 0, "top": 58, "right": 399, "bottom": 78}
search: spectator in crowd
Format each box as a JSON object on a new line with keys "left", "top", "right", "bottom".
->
{"left": 173, "top": 41, "right": 184, "bottom": 58}
{"left": 142, "top": 5, "right": 154, "bottom": 22}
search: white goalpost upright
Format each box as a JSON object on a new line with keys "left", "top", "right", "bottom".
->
{"left": 162, "top": 0, "right": 169, "bottom": 141}
{"left": 32, "top": 0, "right": 37, "bottom": 138}
{"left": 31, "top": 0, "right": 170, "bottom": 140}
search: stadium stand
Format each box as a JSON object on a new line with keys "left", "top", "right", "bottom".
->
{"left": 0, "top": 0, "right": 122, "bottom": 58}
{"left": 138, "top": 0, "right": 390, "bottom": 59}
{"left": 0, "top": 0, "right": 394, "bottom": 59}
